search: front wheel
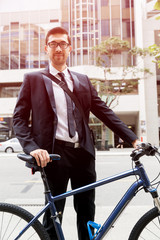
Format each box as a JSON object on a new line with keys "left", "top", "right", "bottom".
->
{"left": 5, "top": 147, "right": 13, "bottom": 153}
{"left": 128, "top": 207, "right": 160, "bottom": 240}
{"left": 0, "top": 202, "right": 50, "bottom": 239}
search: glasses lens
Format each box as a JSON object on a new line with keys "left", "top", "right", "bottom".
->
{"left": 48, "top": 42, "right": 57, "bottom": 48}
{"left": 48, "top": 41, "right": 68, "bottom": 49}
{"left": 60, "top": 42, "right": 68, "bottom": 49}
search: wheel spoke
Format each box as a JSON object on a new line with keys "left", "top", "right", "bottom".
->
{"left": 0, "top": 203, "right": 49, "bottom": 239}
{"left": 129, "top": 208, "right": 160, "bottom": 240}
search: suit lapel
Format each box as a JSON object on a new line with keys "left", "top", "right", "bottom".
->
{"left": 41, "top": 67, "right": 57, "bottom": 115}
{"left": 42, "top": 68, "right": 80, "bottom": 113}
{"left": 69, "top": 70, "right": 80, "bottom": 94}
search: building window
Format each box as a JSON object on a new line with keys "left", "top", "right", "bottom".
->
{"left": 112, "top": 54, "right": 121, "bottom": 67}
{"left": 83, "top": 21, "right": 87, "bottom": 32}
{"left": 101, "top": 0, "right": 109, "bottom": 6}
{"left": 122, "top": 0, "right": 129, "bottom": 8}
{"left": 101, "top": 20, "right": 110, "bottom": 36}
{"left": 111, "top": 0, "right": 120, "bottom": 6}
{"left": 62, "top": 22, "right": 69, "bottom": 32}
{"left": 0, "top": 10, "right": 59, "bottom": 70}
{"left": 122, "top": 0, "right": 134, "bottom": 8}
{"left": 132, "top": 21, "right": 135, "bottom": 37}
{"left": 0, "top": 83, "right": 21, "bottom": 98}
{"left": 122, "top": 19, "right": 130, "bottom": 38}
{"left": 112, "top": 19, "right": 120, "bottom": 36}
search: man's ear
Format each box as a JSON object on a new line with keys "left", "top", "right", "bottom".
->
{"left": 69, "top": 45, "right": 72, "bottom": 53}
{"left": 44, "top": 45, "right": 48, "bottom": 54}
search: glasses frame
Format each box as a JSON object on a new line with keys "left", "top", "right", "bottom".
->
{"left": 47, "top": 41, "right": 70, "bottom": 49}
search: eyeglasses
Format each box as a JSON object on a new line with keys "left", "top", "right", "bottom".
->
{"left": 47, "top": 41, "right": 69, "bottom": 49}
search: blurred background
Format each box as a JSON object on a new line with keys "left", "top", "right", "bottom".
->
{"left": 0, "top": 0, "right": 160, "bottom": 150}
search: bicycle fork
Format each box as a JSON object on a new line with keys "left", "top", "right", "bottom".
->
{"left": 147, "top": 187, "right": 160, "bottom": 212}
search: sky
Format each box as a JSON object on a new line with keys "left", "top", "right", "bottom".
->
{"left": 0, "top": 0, "right": 60, "bottom": 12}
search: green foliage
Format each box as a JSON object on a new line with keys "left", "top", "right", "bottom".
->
{"left": 93, "top": 37, "right": 130, "bottom": 59}
{"left": 154, "top": 0, "right": 160, "bottom": 10}
{"left": 91, "top": 37, "right": 153, "bottom": 108}
{"left": 148, "top": 44, "right": 160, "bottom": 69}
{"left": 129, "top": 47, "right": 151, "bottom": 57}
{"left": 131, "top": 42, "right": 160, "bottom": 70}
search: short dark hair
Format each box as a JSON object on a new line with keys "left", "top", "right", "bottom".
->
{"left": 45, "top": 27, "right": 71, "bottom": 45}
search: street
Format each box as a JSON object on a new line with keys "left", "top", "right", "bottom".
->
{"left": 0, "top": 150, "right": 159, "bottom": 239}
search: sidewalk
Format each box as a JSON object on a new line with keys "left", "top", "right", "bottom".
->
{"left": 96, "top": 147, "right": 134, "bottom": 156}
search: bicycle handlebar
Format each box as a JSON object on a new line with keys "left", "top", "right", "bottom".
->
{"left": 17, "top": 153, "right": 61, "bottom": 165}
{"left": 17, "top": 143, "right": 159, "bottom": 168}
{"left": 130, "top": 143, "right": 159, "bottom": 162}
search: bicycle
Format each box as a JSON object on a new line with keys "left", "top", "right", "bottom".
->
{"left": 0, "top": 143, "right": 160, "bottom": 240}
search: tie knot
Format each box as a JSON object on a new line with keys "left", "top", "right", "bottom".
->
{"left": 58, "top": 72, "right": 65, "bottom": 79}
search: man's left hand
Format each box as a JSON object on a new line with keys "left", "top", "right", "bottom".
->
{"left": 132, "top": 139, "right": 141, "bottom": 148}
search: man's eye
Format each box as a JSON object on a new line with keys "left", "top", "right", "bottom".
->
{"left": 51, "top": 42, "right": 57, "bottom": 46}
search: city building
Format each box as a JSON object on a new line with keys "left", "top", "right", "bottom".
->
{"left": 0, "top": 0, "right": 159, "bottom": 148}
{"left": 61, "top": 0, "right": 160, "bottom": 147}
{"left": 0, "top": 8, "right": 60, "bottom": 140}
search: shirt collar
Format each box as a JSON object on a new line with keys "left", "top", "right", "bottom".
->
{"left": 49, "top": 63, "right": 69, "bottom": 78}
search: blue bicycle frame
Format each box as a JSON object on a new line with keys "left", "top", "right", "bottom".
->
{"left": 15, "top": 160, "right": 157, "bottom": 240}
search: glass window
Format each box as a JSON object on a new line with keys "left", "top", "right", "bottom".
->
{"left": 62, "top": 22, "right": 69, "bottom": 32}
{"left": 40, "top": 26, "right": 46, "bottom": 68}
{"left": 112, "top": 54, "right": 121, "bottom": 67}
{"left": 77, "top": 51, "right": 81, "bottom": 65}
{"left": 83, "top": 21, "right": 87, "bottom": 32}
{"left": 112, "top": 19, "right": 120, "bottom": 36}
{"left": 101, "top": 20, "right": 110, "bottom": 36}
{"left": 111, "top": 0, "right": 120, "bottom": 5}
{"left": 30, "top": 25, "right": 39, "bottom": 68}
{"left": 122, "top": 20, "right": 130, "bottom": 38}
{"left": 155, "top": 30, "right": 160, "bottom": 44}
{"left": 0, "top": 11, "right": 61, "bottom": 70}
{"left": 101, "top": 0, "right": 109, "bottom": 6}
{"left": 20, "top": 24, "right": 29, "bottom": 69}
{"left": 88, "top": 4, "right": 93, "bottom": 13}
{"left": 0, "top": 84, "right": 21, "bottom": 98}
{"left": 83, "top": 49, "right": 88, "bottom": 64}
{"left": 83, "top": 38, "right": 88, "bottom": 47}
{"left": 122, "top": 51, "right": 131, "bottom": 66}
{"left": 132, "top": 21, "right": 135, "bottom": 37}
{"left": 122, "top": 0, "right": 131, "bottom": 8}
{"left": 0, "top": 27, "right": 9, "bottom": 70}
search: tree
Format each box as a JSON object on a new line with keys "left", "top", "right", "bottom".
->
{"left": 154, "top": 0, "right": 160, "bottom": 17}
{"left": 92, "top": 37, "right": 151, "bottom": 150}
{"left": 147, "top": 0, "right": 160, "bottom": 68}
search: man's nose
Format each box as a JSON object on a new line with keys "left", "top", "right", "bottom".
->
{"left": 55, "top": 45, "right": 62, "bottom": 51}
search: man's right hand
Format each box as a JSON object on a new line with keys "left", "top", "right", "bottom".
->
{"left": 30, "top": 149, "right": 51, "bottom": 168}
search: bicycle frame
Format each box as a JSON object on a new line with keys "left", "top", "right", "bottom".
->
{"left": 15, "top": 162, "right": 158, "bottom": 240}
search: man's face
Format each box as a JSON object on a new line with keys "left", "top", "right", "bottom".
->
{"left": 45, "top": 33, "right": 72, "bottom": 68}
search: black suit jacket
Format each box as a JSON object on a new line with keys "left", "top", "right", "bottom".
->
{"left": 13, "top": 67, "right": 137, "bottom": 158}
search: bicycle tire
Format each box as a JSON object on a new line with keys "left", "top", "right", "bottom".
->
{"left": 128, "top": 207, "right": 160, "bottom": 240}
{"left": 0, "top": 202, "right": 50, "bottom": 240}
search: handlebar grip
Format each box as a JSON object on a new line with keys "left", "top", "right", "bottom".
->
{"left": 130, "top": 143, "right": 159, "bottom": 161}
{"left": 50, "top": 154, "right": 61, "bottom": 161}
{"left": 17, "top": 153, "right": 61, "bottom": 164}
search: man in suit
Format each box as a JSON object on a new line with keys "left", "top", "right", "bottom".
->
{"left": 13, "top": 27, "right": 139, "bottom": 240}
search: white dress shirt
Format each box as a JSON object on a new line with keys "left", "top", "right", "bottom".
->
{"left": 49, "top": 64, "right": 79, "bottom": 143}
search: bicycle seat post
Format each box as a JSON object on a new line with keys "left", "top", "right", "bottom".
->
{"left": 40, "top": 167, "right": 51, "bottom": 193}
